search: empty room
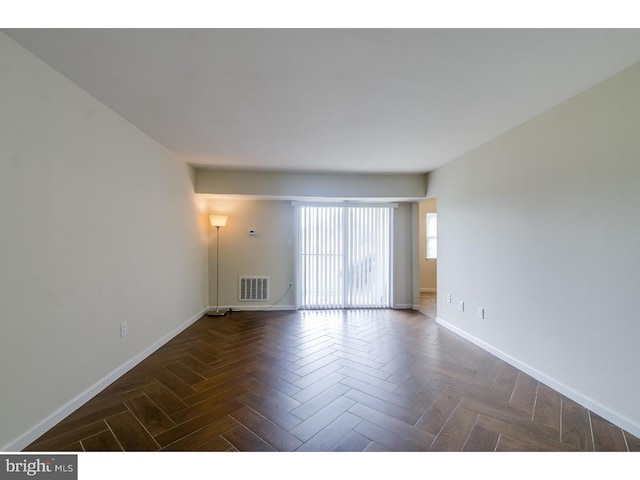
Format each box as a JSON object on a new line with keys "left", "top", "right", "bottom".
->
{"left": 2, "top": 26, "right": 640, "bottom": 460}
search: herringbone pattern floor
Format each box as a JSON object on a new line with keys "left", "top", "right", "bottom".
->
{"left": 26, "top": 308, "right": 640, "bottom": 452}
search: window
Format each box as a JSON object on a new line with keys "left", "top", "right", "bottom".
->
{"left": 297, "top": 205, "right": 393, "bottom": 309}
{"left": 426, "top": 212, "right": 437, "bottom": 259}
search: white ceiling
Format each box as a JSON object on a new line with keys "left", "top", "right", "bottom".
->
{"left": 5, "top": 28, "right": 640, "bottom": 173}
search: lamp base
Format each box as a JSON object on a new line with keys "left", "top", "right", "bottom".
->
{"left": 207, "top": 308, "right": 228, "bottom": 317}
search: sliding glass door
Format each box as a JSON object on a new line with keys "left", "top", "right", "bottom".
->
{"left": 297, "top": 205, "right": 393, "bottom": 309}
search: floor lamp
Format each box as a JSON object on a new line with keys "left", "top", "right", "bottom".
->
{"left": 208, "top": 214, "right": 228, "bottom": 317}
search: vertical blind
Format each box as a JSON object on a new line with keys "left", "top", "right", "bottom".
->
{"left": 297, "top": 205, "right": 393, "bottom": 309}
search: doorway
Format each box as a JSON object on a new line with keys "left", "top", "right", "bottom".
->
{"left": 296, "top": 205, "right": 393, "bottom": 309}
{"left": 418, "top": 198, "right": 437, "bottom": 318}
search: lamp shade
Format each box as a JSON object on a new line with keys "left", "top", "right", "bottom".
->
{"left": 209, "top": 214, "right": 228, "bottom": 227}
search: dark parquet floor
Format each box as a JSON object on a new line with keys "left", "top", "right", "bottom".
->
{"left": 26, "top": 304, "right": 640, "bottom": 452}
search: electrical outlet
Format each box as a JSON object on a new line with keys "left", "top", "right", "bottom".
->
{"left": 447, "top": 293, "right": 451, "bottom": 303}
{"left": 459, "top": 301, "right": 464, "bottom": 312}
{"left": 120, "top": 322, "right": 128, "bottom": 338}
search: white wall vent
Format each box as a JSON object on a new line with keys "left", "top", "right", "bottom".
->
{"left": 239, "top": 276, "right": 270, "bottom": 301}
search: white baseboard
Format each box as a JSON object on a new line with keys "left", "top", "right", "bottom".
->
{"left": 393, "top": 304, "right": 413, "bottom": 310}
{"left": 435, "top": 317, "right": 640, "bottom": 439}
{"left": 3, "top": 307, "right": 208, "bottom": 452}
{"left": 420, "top": 288, "right": 437, "bottom": 293}
{"left": 213, "top": 305, "right": 297, "bottom": 312}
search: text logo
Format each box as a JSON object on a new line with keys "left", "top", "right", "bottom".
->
{"left": 1, "top": 456, "right": 77, "bottom": 480}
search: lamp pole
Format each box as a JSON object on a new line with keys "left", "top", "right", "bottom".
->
{"left": 208, "top": 215, "right": 228, "bottom": 317}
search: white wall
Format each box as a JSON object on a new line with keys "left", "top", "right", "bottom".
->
{"left": 206, "top": 199, "right": 296, "bottom": 310}
{"left": 0, "top": 33, "right": 208, "bottom": 450}
{"left": 427, "top": 61, "right": 640, "bottom": 436}
{"left": 418, "top": 198, "right": 437, "bottom": 291}
{"left": 204, "top": 198, "right": 415, "bottom": 310}
{"left": 392, "top": 203, "right": 415, "bottom": 309}
{"left": 196, "top": 168, "right": 427, "bottom": 200}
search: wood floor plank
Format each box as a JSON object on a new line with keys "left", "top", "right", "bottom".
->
{"left": 165, "top": 361, "right": 207, "bottom": 385}
{"left": 462, "top": 423, "right": 500, "bottom": 452}
{"left": 125, "top": 395, "right": 176, "bottom": 436}
{"left": 81, "top": 430, "right": 123, "bottom": 451}
{"left": 561, "top": 397, "right": 594, "bottom": 451}
{"left": 457, "top": 396, "right": 561, "bottom": 442}
{"left": 251, "top": 362, "right": 301, "bottom": 384}
{"left": 294, "top": 346, "right": 337, "bottom": 367}
{"left": 624, "top": 431, "right": 640, "bottom": 451}
{"left": 155, "top": 400, "right": 243, "bottom": 448}
{"left": 415, "top": 387, "right": 461, "bottom": 436}
{"left": 161, "top": 416, "right": 239, "bottom": 451}
{"left": 193, "top": 363, "right": 251, "bottom": 392}
{"left": 362, "top": 440, "right": 392, "bottom": 452}
{"left": 490, "top": 364, "right": 519, "bottom": 400}
{"left": 340, "top": 376, "right": 409, "bottom": 407}
{"left": 290, "top": 383, "right": 352, "bottom": 420}
{"left": 176, "top": 352, "right": 215, "bottom": 374}
{"left": 183, "top": 345, "right": 219, "bottom": 365}
{"left": 57, "top": 442, "right": 84, "bottom": 452}
{"left": 406, "top": 379, "right": 447, "bottom": 414}
{"left": 354, "top": 420, "right": 427, "bottom": 452}
{"left": 430, "top": 406, "right": 478, "bottom": 451}
{"left": 243, "top": 376, "right": 302, "bottom": 410}
{"left": 154, "top": 368, "right": 198, "bottom": 399}
{"left": 533, "top": 383, "right": 561, "bottom": 431}
{"left": 183, "top": 379, "right": 250, "bottom": 408}
{"left": 222, "top": 424, "right": 277, "bottom": 452}
{"left": 384, "top": 364, "right": 415, "bottom": 386}
{"left": 141, "top": 381, "right": 187, "bottom": 416}
{"left": 292, "top": 361, "right": 343, "bottom": 389}
{"left": 477, "top": 415, "right": 577, "bottom": 452}
{"left": 256, "top": 351, "right": 305, "bottom": 375}
{"left": 509, "top": 372, "right": 538, "bottom": 417}
{"left": 30, "top": 391, "right": 139, "bottom": 446}
{"left": 378, "top": 355, "right": 410, "bottom": 375}
{"left": 189, "top": 339, "right": 224, "bottom": 360}
{"left": 495, "top": 434, "right": 537, "bottom": 452}
{"left": 290, "top": 396, "right": 356, "bottom": 442}
{"left": 193, "top": 435, "right": 236, "bottom": 452}
{"left": 231, "top": 406, "right": 302, "bottom": 451}
{"left": 332, "top": 430, "right": 371, "bottom": 452}
{"left": 26, "top": 421, "right": 109, "bottom": 451}
{"left": 239, "top": 392, "right": 303, "bottom": 431}
{"left": 296, "top": 411, "right": 363, "bottom": 452}
{"left": 476, "top": 355, "right": 504, "bottom": 384}
{"left": 344, "top": 388, "right": 422, "bottom": 425}
{"left": 291, "top": 372, "right": 346, "bottom": 403}
{"left": 95, "top": 372, "right": 156, "bottom": 400}
{"left": 590, "top": 412, "right": 628, "bottom": 451}
{"left": 249, "top": 368, "right": 301, "bottom": 397}
{"left": 171, "top": 386, "right": 248, "bottom": 424}
{"left": 336, "top": 357, "right": 392, "bottom": 381}
{"left": 293, "top": 353, "right": 340, "bottom": 377}
{"left": 105, "top": 411, "right": 159, "bottom": 451}
{"left": 349, "top": 403, "right": 435, "bottom": 448}
{"left": 393, "top": 375, "right": 430, "bottom": 400}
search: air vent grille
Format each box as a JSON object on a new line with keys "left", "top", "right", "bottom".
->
{"left": 239, "top": 276, "right": 270, "bottom": 301}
